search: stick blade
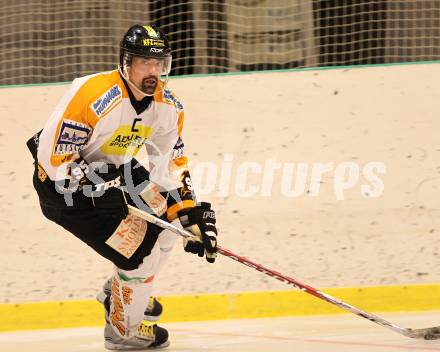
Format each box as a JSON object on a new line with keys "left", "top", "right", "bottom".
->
{"left": 406, "top": 326, "right": 440, "bottom": 340}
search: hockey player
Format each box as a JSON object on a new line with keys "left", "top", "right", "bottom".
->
{"left": 26, "top": 24, "right": 218, "bottom": 350}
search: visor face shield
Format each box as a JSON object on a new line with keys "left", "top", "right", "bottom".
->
{"left": 120, "top": 52, "right": 172, "bottom": 96}
{"left": 122, "top": 52, "right": 171, "bottom": 77}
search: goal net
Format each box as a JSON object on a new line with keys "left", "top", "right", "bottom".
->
{"left": 1, "top": 0, "right": 440, "bottom": 85}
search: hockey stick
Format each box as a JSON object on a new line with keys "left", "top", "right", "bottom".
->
{"left": 127, "top": 204, "right": 440, "bottom": 340}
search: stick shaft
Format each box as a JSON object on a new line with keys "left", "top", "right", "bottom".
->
{"left": 128, "top": 205, "right": 409, "bottom": 337}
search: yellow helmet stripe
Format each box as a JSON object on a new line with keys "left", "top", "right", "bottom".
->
{"left": 143, "top": 26, "right": 158, "bottom": 38}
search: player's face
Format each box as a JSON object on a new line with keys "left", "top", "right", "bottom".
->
{"left": 129, "top": 57, "right": 164, "bottom": 95}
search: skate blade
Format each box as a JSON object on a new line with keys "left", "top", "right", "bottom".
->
{"left": 104, "top": 340, "right": 170, "bottom": 350}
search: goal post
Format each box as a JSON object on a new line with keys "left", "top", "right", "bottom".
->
{"left": 1, "top": 0, "right": 440, "bottom": 85}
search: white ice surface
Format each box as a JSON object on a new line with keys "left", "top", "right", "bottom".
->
{"left": 1, "top": 312, "right": 440, "bottom": 352}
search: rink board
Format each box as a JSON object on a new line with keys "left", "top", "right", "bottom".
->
{"left": 1, "top": 284, "right": 440, "bottom": 332}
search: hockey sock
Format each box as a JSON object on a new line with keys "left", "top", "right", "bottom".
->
{"left": 109, "top": 243, "right": 161, "bottom": 338}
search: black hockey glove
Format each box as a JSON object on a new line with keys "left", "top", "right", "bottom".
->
{"left": 69, "top": 158, "right": 128, "bottom": 220}
{"left": 177, "top": 202, "right": 218, "bottom": 263}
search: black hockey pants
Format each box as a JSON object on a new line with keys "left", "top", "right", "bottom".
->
{"left": 27, "top": 132, "right": 163, "bottom": 271}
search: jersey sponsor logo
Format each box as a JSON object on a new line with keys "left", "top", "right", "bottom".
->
{"left": 172, "top": 137, "right": 185, "bottom": 160}
{"left": 163, "top": 89, "right": 183, "bottom": 110}
{"left": 100, "top": 124, "right": 153, "bottom": 156}
{"left": 54, "top": 119, "right": 90, "bottom": 155}
{"left": 105, "top": 214, "right": 147, "bottom": 259}
{"left": 91, "top": 84, "right": 122, "bottom": 118}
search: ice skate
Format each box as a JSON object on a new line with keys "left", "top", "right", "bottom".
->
{"left": 144, "top": 296, "right": 163, "bottom": 321}
{"left": 104, "top": 320, "right": 169, "bottom": 350}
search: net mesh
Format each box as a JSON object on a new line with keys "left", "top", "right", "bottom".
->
{"left": 1, "top": 0, "right": 440, "bottom": 85}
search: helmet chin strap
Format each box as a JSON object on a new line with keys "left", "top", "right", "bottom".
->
{"left": 118, "top": 65, "right": 169, "bottom": 98}
{"left": 119, "top": 65, "right": 153, "bottom": 98}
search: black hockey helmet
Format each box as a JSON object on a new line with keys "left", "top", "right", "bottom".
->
{"left": 119, "top": 24, "right": 172, "bottom": 75}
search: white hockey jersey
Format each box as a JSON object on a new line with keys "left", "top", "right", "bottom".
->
{"left": 37, "top": 70, "right": 195, "bottom": 219}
